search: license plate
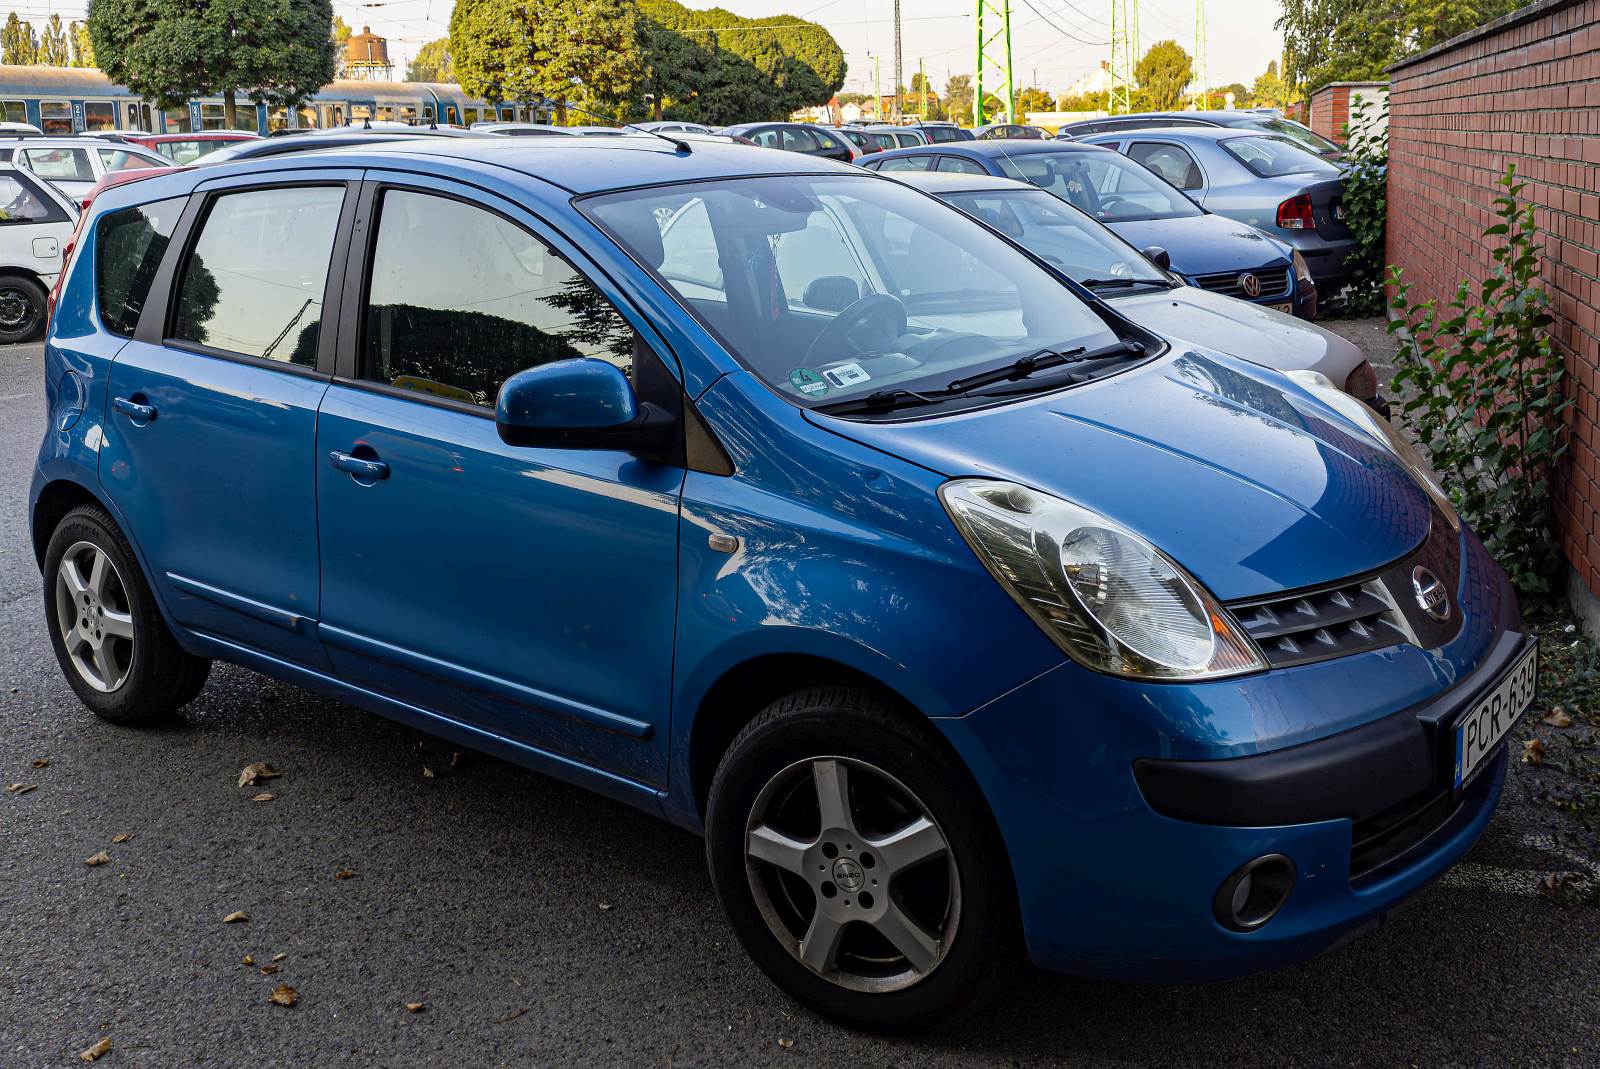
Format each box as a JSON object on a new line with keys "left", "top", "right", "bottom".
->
{"left": 1333, "top": 203, "right": 1346, "bottom": 220}
{"left": 1267, "top": 302, "right": 1293, "bottom": 314}
{"left": 1452, "top": 642, "right": 1538, "bottom": 788}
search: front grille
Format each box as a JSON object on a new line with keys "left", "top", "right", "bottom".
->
{"left": 1230, "top": 579, "right": 1408, "bottom": 668}
{"left": 1193, "top": 265, "right": 1291, "bottom": 299}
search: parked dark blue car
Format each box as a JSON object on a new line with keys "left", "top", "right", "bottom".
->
{"left": 31, "top": 137, "right": 1530, "bottom": 1032}
{"left": 863, "top": 139, "right": 1318, "bottom": 319}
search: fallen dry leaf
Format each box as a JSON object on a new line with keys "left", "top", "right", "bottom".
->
{"left": 1543, "top": 706, "right": 1576, "bottom": 728}
{"left": 237, "top": 762, "right": 280, "bottom": 788}
{"left": 78, "top": 1037, "right": 110, "bottom": 1062}
{"left": 598, "top": 902, "right": 613, "bottom": 912}
{"left": 421, "top": 765, "right": 436, "bottom": 779}
{"left": 269, "top": 983, "right": 298, "bottom": 1007}
{"left": 250, "top": 792, "right": 278, "bottom": 803}
{"left": 271, "top": 952, "right": 286, "bottom": 962}
{"left": 334, "top": 869, "right": 358, "bottom": 880}
{"left": 260, "top": 964, "right": 280, "bottom": 975}
{"left": 6, "top": 783, "right": 37, "bottom": 795}
{"left": 241, "top": 954, "right": 255, "bottom": 966}
{"left": 404, "top": 1001, "right": 425, "bottom": 1014}
{"left": 223, "top": 911, "right": 248, "bottom": 924}
{"left": 110, "top": 833, "right": 134, "bottom": 844}
{"left": 778, "top": 1037, "right": 794, "bottom": 1049}
{"left": 31, "top": 758, "right": 48, "bottom": 768}
{"left": 1523, "top": 738, "right": 1545, "bottom": 765}
{"left": 84, "top": 851, "right": 110, "bottom": 867}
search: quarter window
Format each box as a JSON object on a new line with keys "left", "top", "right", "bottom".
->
{"left": 172, "top": 186, "right": 345, "bottom": 364}
{"left": 97, "top": 197, "right": 185, "bottom": 336}
{"left": 361, "top": 190, "right": 635, "bottom": 408}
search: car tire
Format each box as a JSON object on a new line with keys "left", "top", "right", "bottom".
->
{"left": 706, "top": 687, "right": 1017, "bottom": 1032}
{"left": 0, "top": 273, "right": 47, "bottom": 343}
{"left": 42, "top": 503, "right": 212, "bottom": 725}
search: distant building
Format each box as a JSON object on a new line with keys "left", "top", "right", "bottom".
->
{"left": 345, "top": 25, "right": 393, "bottom": 82}
{"left": 1060, "top": 63, "right": 1116, "bottom": 101}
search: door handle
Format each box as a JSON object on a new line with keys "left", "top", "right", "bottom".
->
{"left": 112, "top": 396, "right": 156, "bottom": 423}
{"left": 328, "top": 449, "right": 389, "bottom": 481}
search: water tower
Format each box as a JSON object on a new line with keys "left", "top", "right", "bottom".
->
{"left": 345, "top": 26, "right": 393, "bottom": 81}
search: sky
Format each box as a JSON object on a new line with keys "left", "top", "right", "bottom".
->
{"left": 332, "top": 0, "right": 1288, "bottom": 96}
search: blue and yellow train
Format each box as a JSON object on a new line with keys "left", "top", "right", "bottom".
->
{"left": 0, "top": 64, "right": 538, "bottom": 135}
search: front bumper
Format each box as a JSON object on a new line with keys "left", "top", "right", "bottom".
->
{"left": 934, "top": 525, "right": 1522, "bottom": 982}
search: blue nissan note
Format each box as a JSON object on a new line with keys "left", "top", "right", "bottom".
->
{"left": 31, "top": 138, "right": 1534, "bottom": 1031}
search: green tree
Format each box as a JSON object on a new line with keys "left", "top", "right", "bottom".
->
{"left": 89, "top": 0, "right": 337, "bottom": 128}
{"left": 331, "top": 14, "right": 351, "bottom": 77}
{"left": 943, "top": 74, "right": 973, "bottom": 123}
{"left": 2, "top": 14, "right": 37, "bottom": 65}
{"left": 1015, "top": 85, "right": 1051, "bottom": 114}
{"left": 1252, "top": 60, "right": 1289, "bottom": 108}
{"left": 452, "top": 0, "right": 644, "bottom": 122}
{"left": 69, "top": 20, "right": 94, "bottom": 66}
{"left": 406, "top": 36, "right": 453, "bottom": 82}
{"left": 1134, "top": 40, "right": 1192, "bottom": 111}
{"left": 1057, "top": 89, "right": 1108, "bottom": 111}
{"left": 1217, "top": 81, "right": 1250, "bottom": 107}
{"left": 1277, "top": 0, "right": 1523, "bottom": 95}
{"left": 38, "top": 14, "right": 68, "bottom": 65}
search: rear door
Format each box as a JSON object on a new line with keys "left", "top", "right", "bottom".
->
{"left": 99, "top": 169, "right": 359, "bottom": 667}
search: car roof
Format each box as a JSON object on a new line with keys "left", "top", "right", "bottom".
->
{"left": 889, "top": 138, "right": 1105, "bottom": 158}
{"left": 136, "top": 131, "right": 257, "bottom": 140}
{"left": 1080, "top": 126, "right": 1263, "bottom": 142}
{"left": 885, "top": 170, "right": 1018, "bottom": 194}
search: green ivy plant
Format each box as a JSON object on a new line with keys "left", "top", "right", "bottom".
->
{"left": 1336, "top": 92, "right": 1388, "bottom": 317}
{"left": 1388, "top": 165, "right": 1572, "bottom": 594}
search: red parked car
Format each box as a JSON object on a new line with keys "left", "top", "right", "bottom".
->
{"left": 94, "top": 131, "right": 259, "bottom": 165}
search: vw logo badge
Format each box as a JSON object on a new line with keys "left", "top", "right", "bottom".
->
{"left": 1238, "top": 272, "right": 1262, "bottom": 298}
{"left": 1411, "top": 566, "right": 1450, "bottom": 621}
{"left": 832, "top": 857, "right": 865, "bottom": 893}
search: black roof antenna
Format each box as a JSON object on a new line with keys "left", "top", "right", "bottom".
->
{"left": 533, "top": 95, "right": 691, "bottom": 153}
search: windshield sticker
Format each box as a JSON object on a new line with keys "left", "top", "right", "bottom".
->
{"left": 823, "top": 363, "right": 870, "bottom": 389}
{"left": 788, "top": 367, "right": 829, "bottom": 397}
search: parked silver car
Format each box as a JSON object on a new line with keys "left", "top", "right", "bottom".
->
{"left": 0, "top": 137, "right": 167, "bottom": 202}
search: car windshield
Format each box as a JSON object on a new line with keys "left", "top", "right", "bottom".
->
{"left": 939, "top": 188, "right": 1169, "bottom": 287}
{"left": 582, "top": 174, "right": 1120, "bottom": 408}
{"left": 1221, "top": 135, "right": 1339, "bottom": 178}
{"left": 990, "top": 149, "right": 1203, "bottom": 222}
{"left": 1244, "top": 118, "right": 1343, "bottom": 157}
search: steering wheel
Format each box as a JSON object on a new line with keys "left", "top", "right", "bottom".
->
{"left": 1094, "top": 194, "right": 1128, "bottom": 215}
{"left": 801, "top": 293, "right": 907, "bottom": 367}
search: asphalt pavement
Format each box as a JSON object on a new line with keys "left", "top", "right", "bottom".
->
{"left": 3, "top": 330, "right": 1599, "bottom": 1067}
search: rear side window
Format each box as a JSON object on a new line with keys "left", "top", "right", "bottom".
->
{"left": 172, "top": 185, "right": 344, "bottom": 364}
{"left": 97, "top": 197, "right": 185, "bottom": 337}
{"left": 0, "top": 173, "right": 61, "bottom": 224}
{"left": 875, "top": 154, "right": 931, "bottom": 172}
{"left": 22, "top": 146, "right": 94, "bottom": 182}
{"left": 1128, "top": 142, "right": 1204, "bottom": 190}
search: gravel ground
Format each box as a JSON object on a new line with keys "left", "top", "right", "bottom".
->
{"left": 4, "top": 326, "right": 1599, "bottom": 1068}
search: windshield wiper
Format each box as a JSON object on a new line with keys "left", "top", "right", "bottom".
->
{"left": 812, "top": 339, "right": 1149, "bottom": 416}
{"left": 1079, "top": 277, "right": 1171, "bottom": 291}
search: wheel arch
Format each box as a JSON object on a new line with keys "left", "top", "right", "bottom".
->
{"left": 31, "top": 476, "right": 103, "bottom": 568}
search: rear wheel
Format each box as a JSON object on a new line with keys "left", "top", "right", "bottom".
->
{"left": 43, "top": 504, "right": 211, "bottom": 724}
{"left": 706, "top": 688, "right": 1017, "bottom": 1032}
{"left": 0, "top": 274, "right": 46, "bottom": 343}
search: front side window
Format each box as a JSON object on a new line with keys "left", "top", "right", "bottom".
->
{"left": 172, "top": 186, "right": 344, "bottom": 364}
{"left": 362, "top": 190, "right": 634, "bottom": 407}
{"left": 0, "top": 174, "right": 57, "bottom": 223}
{"left": 97, "top": 197, "right": 185, "bottom": 335}
{"left": 996, "top": 149, "right": 1203, "bottom": 222}
{"left": 39, "top": 101, "right": 72, "bottom": 135}
{"left": 782, "top": 127, "right": 819, "bottom": 152}
{"left": 584, "top": 174, "right": 1118, "bottom": 409}
{"left": 1127, "top": 141, "right": 1203, "bottom": 190}
{"left": 937, "top": 155, "right": 988, "bottom": 175}
{"left": 875, "top": 154, "right": 931, "bottom": 172}
{"left": 21, "top": 146, "right": 93, "bottom": 182}
{"left": 1222, "top": 135, "right": 1339, "bottom": 178}
{"left": 940, "top": 188, "right": 1169, "bottom": 286}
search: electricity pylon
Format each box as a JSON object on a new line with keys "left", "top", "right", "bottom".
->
{"left": 1109, "top": 0, "right": 1139, "bottom": 115}
{"left": 974, "top": 0, "right": 1015, "bottom": 126}
{"left": 1193, "top": 0, "right": 1209, "bottom": 109}
{"left": 894, "top": 0, "right": 904, "bottom": 121}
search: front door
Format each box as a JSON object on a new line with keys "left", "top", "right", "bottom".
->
{"left": 314, "top": 178, "right": 683, "bottom": 786}
{"left": 100, "top": 174, "right": 356, "bottom": 667}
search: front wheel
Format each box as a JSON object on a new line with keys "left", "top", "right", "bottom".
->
{"left": 0, "top": 274, "right": 46, "bottom": 343}
{"left": 706, "top": 688, "right": 1017, "bottom": 1032}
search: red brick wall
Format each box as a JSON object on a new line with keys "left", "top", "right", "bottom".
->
{"left": 1386, "top": 0, "right": 1600, "bottom": 596}
{"left": 1310, "top": 86, "right": 1350, "bottom": 143}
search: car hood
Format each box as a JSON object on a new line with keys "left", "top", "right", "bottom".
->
{"left": 1112, "top": 286, "right": 1364, "bottom": 384}
{"left": 807, "top": 349, "right": 1429, "bottom": 601}
{"left": 1106, "top": 213, "right": 1288, "bottom": 275}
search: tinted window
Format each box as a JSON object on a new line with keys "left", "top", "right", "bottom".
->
{"left": 1221, "top": 135, "right": 1338, "bottom": 178}
{"left": 173, "top": 186, "right": 344, "bottom": 364}
{"left": 97, "top": 197, "right": 185, "bottom": 336}
{"left": 936, "top": 155, "right": 988, "bottom": 175}
{"left": 21, "top": 146, "right": 94, "bottom": 182}
{"left": 783, "top": 127, "right": 819, "bottom": 152}
{"left": 748, "top": 127, "right": 780, "bottom": 149}
{"left": 894, "top": 132, "right": 922, "bottom": 147}
{"left": 362, "top": 190, "right": 634, "bottom": 408}
{"left": 925, "top": 126, "right": 960, "bottom": 143}
{"left": 0, "top": 173, "right": 58, "bottom": 224}
{"left": 1127, "top": 141, "right": 1203, "bottom": 190}
{"left": 995, "top": 149, "right": 1202, "bottom": 222}
{"left": 875, "top": 154, "right": 931, "bottom": 172}
{"left": 813, "top": 129, "right": 843, "bottom": 152}
{"left": 940, "top": 188, "right": 1168, "bottom": 285}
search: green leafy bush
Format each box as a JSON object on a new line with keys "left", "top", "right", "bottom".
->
{"left": 1388, "top": 165, "right": 1572, "bottom": 593}
{"left": 1336, "top": 92, "right": 1387, "bottom": 317}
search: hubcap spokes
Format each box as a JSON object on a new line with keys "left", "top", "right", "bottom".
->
{"left": 0, "top": 289, "right": 30, "bottom": 329}
{"left": 54, "top": 542, "right": 133, "bottom": 692}
{"left": 745, "top": 756, "right": 958, "bottom": 992}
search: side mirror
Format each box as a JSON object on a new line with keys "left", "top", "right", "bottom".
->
{"left": 495, "top": 357, "right": 671, "bottom": 452}
{"left": 1142, "top": 245, "right": 1172, "bottom": 271}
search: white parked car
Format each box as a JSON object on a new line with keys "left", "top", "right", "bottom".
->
{"left": 0, "top": 137, "right": 168, "bottom": 202}
{"left": 0, "top": 162, "right": 77, "bottom": 342}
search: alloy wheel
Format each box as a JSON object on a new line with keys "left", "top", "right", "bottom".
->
{"left": 744, "top": 756, "right": 960, "bottom": 993}
{"left": 54, "top": 541, "right": 135, "bottom": 692}
{"left": 0, "top": 286, "right": 32, "bottom": 331}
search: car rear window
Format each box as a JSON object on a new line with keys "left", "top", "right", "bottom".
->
{"left": 96, "top": 197, "right": 185, "bottom": 336}
{"left": 1221, "top": 135, "right": 1338, "bottom": 178}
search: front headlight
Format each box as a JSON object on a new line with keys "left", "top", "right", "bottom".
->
{"left": 941, "top": 480, "right": 1265, "bottom": 680}
{"left": 1285, "top": 369, "right": 1460, "bottom": 531}
{"left": 1292, "top": 249, "right": 1314, "bottom": 285}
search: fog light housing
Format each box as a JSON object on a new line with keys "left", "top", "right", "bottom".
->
{"left": 1213, "top": 854, "right": 1296, "bottom": 932}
